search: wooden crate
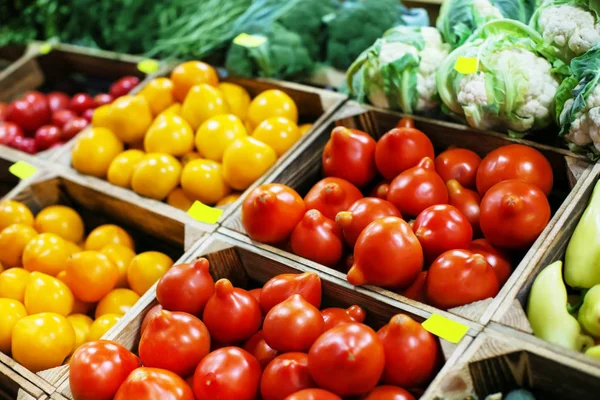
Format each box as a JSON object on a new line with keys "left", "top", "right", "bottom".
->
{"left": 0, "top": 44, "right": 36, "bottom": 80}
{"left": 55, "top": 232, "right": 475, "bottom": 399}
{"left": 0, "top": 144, "right": 48, "bottom": 200}
{"left": 221, "top": 101, "right": 593, "bottom": 327}
{"left": 16, "top": 390, "right": 48, "bottom": 400}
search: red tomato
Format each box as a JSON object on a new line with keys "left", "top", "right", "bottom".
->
{"left": 396, "top": 117, "right": 415, "bottom": 129}
{"left": 139, "top": 310, "right": 210, "bottom": 377}
{"left": 157, "top": 257, "right": 214, "bottom": 315}
{"left": 435, "top": 148, "right": 481, "bottom": 189}
{"left": 377, "top": 314, "right": 440, "bottom": 387}
{"left": 263, "top": 294, "right": 324, "bottom": 352}
{"left": 400, "top": 271, "right": 427, "bottom": 303}
{"left": 70, "top": 340, "right": 140, "bottom": 400}
{"left": 322, "top": 127, "right": 376, "bottom": 188}
{"left": 468, "top": 239, "right": 512, "bottom": 286}
{"left": 70, "top": 93, "right": 95, "bottom": 115}
{"left": 261, "top": 353, "right": 316, "bottom": 400}
{"left": 260, "top": 272, "right": 322, "bottom": 314}
{"left": 7, "top": 92, "right": 50, "bottom": 131}
{"left": 82, "top": 108, "right": 95, "bottom": 122}
{"left": 0, "top": 122, "right": 23, "bottom": 145}
{"left": 479, "top": 180, "right": 551, "bottom": 249}
{"left": 321, "top": 305, "right": 366, "bottom": 331}
{"left": 193, "top": 347, "right": 261, "bottom": 400}
{"left": 94, "top": 93, "right": 114, "bottom": 107}
{"left": 476, "top": 144, "right": 553, "bottom": 196}
{"left": 413, "top": 204, "right": 473, "bottom": 262}
{"left": 425, "top": 249, "right": 499, "bottom": 309}
{"left": 110, "top": 76, "right": 140, "bottom": 98}
{"left": 388, "top": 157, "right": 448, "bottom": 217}
{"left": 115, "top": 367, "right": 194, "bottom": 400}
{"left": 47, "top": 92, "right": 71, "bottom": 113}
{"left": 0, "top": 102, "right": 7, "bottom": 121}
{"left": 336, "top": 197, "right": 401, "bottom": 247}
{"left": 347, "top": 216, "right": 423, "bottom": 288}
{"left": 203, "top": 279, "right": 262, "bottom": 343}
{"left": 375, "top": 128, "right": 434, "bottom": 180}
{"left": 304, "top": 177, "right": 363, "bottom": 220}
{"left": 242, "top": 184, "right": 306, "bottom": 244}
{"left": 291, "top": 210, "right": 344, "bottom": 266}
{"left": 249, "top": 288, "right": 262, "bottom": 304}
{"left": 364, "top": 386, "right": 415, "bottom": 400}
{"left": 52, "top": 109, "right": 78, "bottom": 128}
{"left": 370, "top": 181, "right": 390, "bottom": 200}
{"left": 244, "top": 330, "right": 279, "bottom": 369}
{"left": 446, "top": 179, "right": 481, "bottom": 237}
{"left": 9, "top": 136, "right": 37, "bottom": 154}
{"left": 141, "top": 304, "right": 163, "bottom": 333}
{"left": 284, "top": 389, "right": 342, "bottom": 400}
{"left": 308, "top": 323, "right": 384, "bottom": 396}
{"left": 62, "top": 117, "right": 88, "bottom": 141}
{"left": 34, "top": 125, "right": 62, "bottom": 150}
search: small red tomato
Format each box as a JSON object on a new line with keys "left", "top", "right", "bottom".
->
{"left": 0, "top": 102, "right": 7, "bottom": 121}
{"left": 141, "top": 304, "right": 163, "bottom": 333}
{"left": 291, "top": 210, "right": 344, "bottom": 266}
{"left": 261, "top": 353, "right": 316, "bottom": 400}
{"left": 284, "top": 389, "right": 342, "bottom": 400}
{"left": 47, "top": 92, "right": 71, "bottom": 113}
{"left": 115, "top": 367, "right": 194, "bottom": 400}
{"left": 249, "top": 288, "right": 262, "bottom": 304}
{"left": 447, "top": 179, "right": 481, "bottom": 236}
{"left": 321, "top": 305, "right": 366, "bottom": 331}
{"left": 388, "top": 157, "right": 448, "bottom": 217}
{"left": 82, "top": 108, "right": 95, "bottom": 122}
{"left": 193, "top": 347, "right": 261, "bottom": 400}
{"left": 480, "top": 180, "right": 551, "bottom": 249}
{"left": 157, "top": 258, "right": 214, "bottom": 315}
{"left": 435, "top": 148, "right": 481, "bottom": 189}
{"left": 375, "top": 128, "right": 435, "bottom": 180}
{"left": 62, "top": 117, "right": 88, "bottom": 141}
{"left": 244, "top": 330, "right": 279, "bottom": 370}
{"left": 260, "top": 272, "right": 322, "bottom": 314}
{"left": 336, "top": 197, "right": 401, "bottom": 247}
{"left": 370, "top": 181, "right": 390, "bottom": 200}
{"left": 322, "top": 126, "right": 376, "bottom": 188}
{"left": 52, "top": 109, "right": 78, "bottom": 128}
{"left": 94, "top": 93, "right": 114, "bottom": 107}
{"left": 7, "top": 92, "right": 50, "bottom": 131}
{"left": 400, "top": 271, "right": 427, "bottom": 303}
{"left": 9, "top": 136, "right": 37, "bottom": 154}
{"left": 425, "top": 249, "right": 499, "bottom": 309}
{"left": 110, "top": 76, "right": 140, "bottom": 98}
{"left": 34, "top": 125, "right": 62, "bottom": 150}
{"left": 70, "top": 93, "right": 95, "bottom": 115}
{"left": 364, "top": 386, "right": 415, "bottom": 400}
{"left": 468, "top": 238, "right": 512, "bottom": 286}
{"left": 0, "top": 122, "right": 24, "bottom": 145}
{"left": 304, "top": 177, "right": 363, "bottom": 221}
{"left": 242, "top": 184, "right": 306, "bottom": 244}
{"left": 396, "top": 117, "right": 415, "bottom": 129}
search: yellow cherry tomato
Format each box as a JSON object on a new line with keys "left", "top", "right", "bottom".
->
{"left": 144, "top": 115, "right": 194, "bottom": 156}
{"left": 128, "top": 251, "right": 173, "bottom": 296}
{"left": 95, "top": 288, "right": 140, "bottom": 318}
{"left": 218, "top": 82, "right": 251, "bottom": 120}
{"left": 299, "top": 123, "right": 313, "bottom": 136}
{"left": 0, "top": 223, "right": 37, "bottom": 267}
{"left": 92, "top": 95, "right": 153, "bottom": 144}
{"left": 166, "top": 188, "right": 194, "bottom": 211}
{"left": 87, "top": 313, "right": 121, "bottom": 341}
{"left": 85, "top": 224, "right": 134, "bottom": 251}
{"left": 107, "top": 149, "right": 145, "bottom": 189}
{"left": 216, "top": 193, "right": 242, "bottom": 207}
{"left": 180, "top": 159, "right": 231, "bottom": 205}
{"left": 0, "top": 298, "right": 27, "bottom": 354}
{"left": 181, "top": 152, "right": 202, "bottom": 166}
{"left": 100, "top": 244, "right": 136, "bottom": 288}
{"left": 181, "top": 84, "right": 229, "bottom": 130}
{"left": 171, "top": 61, "right": 219, "bottom": 102}
{"left": 12, "top": 313, "right": 75, "bottom": 372}
{"left": 72, "top": 127, "right": 124, "bottom": 178}
{"left": 131, "top": 153, "right": 182, "bottom": 200}
{"left": 65, "top": 251, "right": 119, "bottom": 303}
{"left": 67, "top": 314, "right": 93, "bottom": 351}
{"left": 0, "top": 268, "right": 30, "bottom": 302}
{"left": 0, "top": 200, "right": 34, "bottom": 231}
{"left": 24, "top": 272, "right": 74, "bottom": 316}
{"left": 247, "top": 89, "right": 298, "bottom": 130}
{"left": 139, "top": 78, "right": 175, "bottom": 115}
{"left": 252, "top": 117, "right": 300, "bottom": 157}
{"left": 34, "top": 205, "right": 84, "bottom": 244}
{"left": 195, "top": 114, "right": 248, "bottom": 162}
{"left": 158, "top": 103, "right": 182, "bottom": 118}
{"left": 22, "top": 233, "right": 70, "bottom": 276}
{"left": 64, "top": 241, "right": 82, "bottom": 255}
{"left": 222, "top": 137, "right": 277, "bottom": 190}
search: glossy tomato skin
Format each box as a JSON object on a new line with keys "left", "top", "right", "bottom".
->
{"left": 7, "top": 92, "right": 50, "bottom": 132}
{"left": 70, "top": 340, "right": 140, "bottom": 400}
{"left": 70, "top": 94, "right": 95, "bottom": 115}
{"left": 321, "top": 305, "right": 366, "bottom": 331}
{"left": 425, "top": 249, "right": 499, "bottom": 309}
{"left": 47, "top": 92, "right": 70, "bottom": 113}
{"left": 479, "top": 180, "right": 551, "bottom": 249}
{"left": 370, "top": 181, "right": 390, "bottom": 200}
{"left": 140, "top": 304, "right": 162, "bottom": 333}
{"left": 82, "top": 108, "right": 95, "bottom": 122}
{"left": 291, "top": 210, "right": 344, "bottom": 266}
{"left": 322, "top": 127, "right": 376, "bottom": 188}
{"left": 242, "top": 184, "right": 306, "bottom": 244}
{"left": 308, "top": 322, "right": 385, "bottom": 396}
{"left": 249, "top": 288, "right": 262, "bottom": 304}
{"left": 364, "top": 386, "right": 416, "bottom": 400}
{"left": 476, "top": 144, "right": 553, "bottom": 196}
{"left": 435, "top": 148, "right": 481, "bottom": 189}
{"left": 244, "top": 330, "right": 279, "bottom": 369}
{"left": 284, "top": 388, "right": 342, "bottom": 400}
{"left": 388, "top": 157, "right": 448, "bottom": 217}
{"left": 304, "top": 177, "right": 363, "bottom": 221}
{"left": 110, "top": 76, "right": 140, "bottom": 99}
{"left": 447, "top": 179, "right": 481, "bottom": 237}
{"left": 94, "top": 93, "right": 113, "bottom": 108}
{"left": 62, "top": 117, "right": 88, "bottom": 141}
{"left": 335, "top": 197, "right": 401, "bottom": 247}
{"left": 468, "top": 239, "right": 512, "bottom": 286}
{"left": 375, "top": 128, "right": 434, "bottom": 180}
{"left": 114, "top": 367, "right": 194, "bottom": 400}
{"left": 9, "top": 136, "right": 37, "bottom": 154}
{"left": 193, "top": 347, "right": 261, "bottom": 400}
{"left": 52, "top": 109, "right": 78, "bottom": 128}
{"left": 260, "top": 272, "right": 322, "bottom": 314}
{"left": 400, "top": 271, "right": 427, "bottom": 303}
{"left": 0, "top": 122, "right": 24, "bottom": 145}
{"left": 261, "top": 353, "right": 316, "bottom": 400}
{"left": 396, "top": 117, "right": 415, "bottom": 129}
{"left": 34, "top": 125, "right": 62, "bottom": 150}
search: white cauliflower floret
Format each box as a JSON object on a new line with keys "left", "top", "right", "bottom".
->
{"left": 564, "top": 85, "right": 600, "bottom": 150}
{"left": 473, "top": 0, "right": 504, "bottom": 19}
{"left": 458, "top": 73, "right": 488, "bottom": 105}
{"left": 539, "top": 5, "right": 600, "bottom": 57}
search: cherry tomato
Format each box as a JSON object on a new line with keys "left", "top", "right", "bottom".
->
{"left": 304, "top": 177, "right": 363, "bottom": 221}
{"left": 52, "top": 109, "right": 78, "bottom": 128}
{"left": 34, "top": 125, "right": 62, "bottom": 150}
{"left": 94, "top": 93, "right": 113, "bottom": 108}
{"left": 308, "top": 322, "right": 384, "bottom": 396}
{"left": 114, "top": 367, "right": 194, "bottom": 400}
{"left": 370, "top": 181, "right": 390, "bottom": 200}
{"left": 193, "top": 347, "right": 261, "bottom": 400}
{"left": 435, "top": 148, "right": 481, "bottom": 189}
{"left": 70, "top": 93, "right": 95, "bottom": 115}
{"left": 480, "top": 180, "right": 551, "bottom": 249}
{"left": 82, "top": 108, "right": 95, "bottom": 122}
{"left": 364, "top": 386, "right": 415, "bottom": 400}
{"left": 47, "top": 92, "right": 70, "bottom": 113}
{"left": 110, "top": 76, "right": 140, "bottom": 99}
{"left": 335, "top": 197, "right": 400, "bottom": 247}
{"left": 62, "top": 117, "right": 88, "bottom": 141}
{"left": 375, "top": 127, "right": 434, "bottom": 180}
{"left": 242, "top": 184, "right": 306, "bottom": 244}
{"left": 396, "top": 117, "right": 415, "bottom": 129}
{"left": 157, "top": 257, "right": 214, "bottom": 315}
{"left": 261, "top": 353, "right": 316, "bottom": 400}
{"left": 400, "top": 271, "right": 427, "bottom": 303}
{"left": 7, "top": 92, "right": 50, "bottom": 131}
{"left": 476, "top": 144, "right": 553, "bottom": 196}
{"left": 244, "top": 330, "right": 279, "bottom": 369}
{"left": 9, "top": 136, "right": 37, "bottom": 154}
{"left": 284, "top": 389, "right": 341, "bottom": 400}
{"left": 446, "top": 179, "right": 481, "bottom": 236}
{"left": 141, "top": 304, "right": 162, "bottom": 333}
{"left": 0, "top": 122, "right": 23, "bottom": 145}
{"left": 388, "top": 157, "right": 448, "bottom": 217}
{"left": 260, "top": 272, "right": 322, "bottom": 314}
{"left": 321, "top": 305, "right": 366, "bottom": 331}
{"left": 291, "top": 210, "right": 344, "bottom": 266}
{"left": 468, "top": 239, "right": 512, "bottom": 286}
{"left": 425, "top": 249, "right": 499, "bottom": 309}
{"left": 322, "top": 127, "right": 376, "bottom": 188}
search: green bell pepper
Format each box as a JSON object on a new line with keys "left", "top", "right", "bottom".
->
{"left": 578, "top": 285, "right": 600, "bottom": 337}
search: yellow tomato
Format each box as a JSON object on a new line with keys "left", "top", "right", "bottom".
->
{"left": 93, "top": 95, "right": 153, "bottom": 144}
{"left": 0, "top": 298, "right": 27, "bottom": 354}
{"left": 180, "top": 159, "right": 231, "bottom": 205}
{"left": 216, "top": 193, "right": 242, "bottom": 207}
{"left": 0, "top": 268, "right": 30, "bottom": 302}
{"left": 218, "top": 82, "right": 251, "bottom": 120}
{"left": 181, "top": 84, "right": 229, "bottom": 130}
{"left": 64, "top": 241, "right": 82, "bottom": 255}
{"left": 85, "top": 224, "right": 135, "bottom": 251}
{"left": 128, "top": 251, "right": 173, "bottom": 296}
{"left": 139, "top": 78, "right": 175, "bottom": 115}
{"left": 252, "top": 117, "right": 300, "bottom": 157}
{"left": 247, "top": 89, "right": 298, "bottom": 130}
{"left": 144, "top": 115, "right": 194, "bottom": 156}
{"left": 24, "top": 272, "right": 74, "bottom": 316}
{"left": 22, "top": 233, "right": 70, "bottom": 276}
{"left": 166, "top": 188, "right": 194, "bottom": 211}
{"left": 0, "top": 200, "right": 34, "bottom": 231}
{"left": 72, "top": 127, "right": 124, "bottom": 178}
{"left": 100, "top": 244, "right": 136, "bottom": 288}
{"left": 195, "top": 114, "right": 247, "bottom": 162}
{"left": 67, "top": 314, "right": 93, "bottom": 351}
{"left": 34, "top": 205, "right": 84, "bottom": 244}
{"left": 65, "top": 251, "right": 119, "bottom": 303}
{"left": 158, "top": 103, "right": 182, "bottom": 118}
{"left": 12, "top": 313, "right": 75, "bottom": 372}
{"left": 299, "top": 123, "right": 313, "bottom": 136}
{"left": 95, "top": 288, "right": 140, "bottom": 318}
{"left": 87, "top": 313, "right": 121, "bottom": 341}
{"left": 222, "top": 137, "right": 277, "bottom": 190}
{"left": 107, "top": 149, "right": 145, "bottom": 189}
{"left": 131, "top": 153, "right": 182, "bottom": 200}
{"left": 0, "top": 223, "right": 37, "bottom": 267}
{"left": 181, "top": 152, "right": 202, "bottom": 166}
{"left": 171, "top": 61, "right": 219, "bottom": 102}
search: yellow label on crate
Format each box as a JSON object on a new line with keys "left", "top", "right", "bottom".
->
{"left": 233, "top": 33, "right": 267, "bottom": 48}
{"left": 9, "top": 161, "right": 37, "bottom": 180}
{"left": 39, "top": 43, "right": 53, "bottom": 55}
{"left": 454, "top": 56, "right": 478, "bottom": 75}
{"left": 137, "top": 59, "right": 159, "bottom": 74}
{"left": 187, "top": 201, "right": 223, "bottom": 224}
{"left": 421, "top": 314, "right": 469, "bottom": 344}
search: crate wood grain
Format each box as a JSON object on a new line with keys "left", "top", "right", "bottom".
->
{"left": 1, "top": 362, "right": 45, "bottom": 400}
{"left": 56, "top": 232, "right": 475, "bottom": 399}
{"left": 17, "top": 390, "right": 47, "bottom": 400}
{"left": 0, "top": 43, "right": 37, "bottom": 82}
{"left": 221, "top": 101, "right": 593, "bottom": 327}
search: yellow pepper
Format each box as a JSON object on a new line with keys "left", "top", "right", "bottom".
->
{"left": 92, "top": 95, "right": 153, "bottom": 144}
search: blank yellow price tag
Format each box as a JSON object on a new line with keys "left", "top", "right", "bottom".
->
{"left": 187, "top": 201, "right": 223, "bottom": 224}
{"left": 422, "top": 314, "right": 468, "bottom": 344}
{"left": 137, "top": 59, "right": 159, "bottom": 74}
{"left": 454, "top": 56, "right": 478, "bottom": 75}
{"left": 9, "top": 161, "right": 37, "bottom": 180}
{"left": 233, "top": 33, "right": 267, "bottom": 48}
{"left": 39, "top": 43, "right": 53, "bottom": 55}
